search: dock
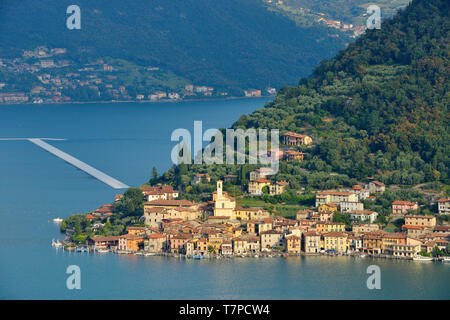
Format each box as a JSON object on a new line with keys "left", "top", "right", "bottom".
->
{"left": 28, "top": 138, "right": 129, "bottom": 189}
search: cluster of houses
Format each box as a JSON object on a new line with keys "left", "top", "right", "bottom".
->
{"left": 2, "top": 46, "right": 268, "bottom": 105}
{"left": 85, "top": 180, "right": 449, "bottom": 259}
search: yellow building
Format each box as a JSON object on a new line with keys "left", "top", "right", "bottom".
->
{"left": 323, "top": 232, "right": 348, "bottom": 253}
{"left": 269, "top": 181, "right": 289, "bottom": 195}
{"left": 285, "top": 235, "right": 302, "bottom": 254}
{"left": 234, "top": 206, "right": 270, "bottom": 221}
{"left": 248, "top": 179, "right": 271, "bottom": 196}
{"left": 404, "top": 215, "right": 436, "bottom": 228}
{"left": 318, "top": 203, "right": 338, "bottom": 213}
{"left": 315, "top": 221, "right": 345, "bottom": 233}
{"left": 315, "top": 191, "right": 358, "bottom": 207}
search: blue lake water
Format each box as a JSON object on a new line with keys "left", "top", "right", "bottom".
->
{"left": 0, "top": 98, "right": 449, "bottom": 299}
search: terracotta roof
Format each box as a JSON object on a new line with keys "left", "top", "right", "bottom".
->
{"left": 405, "top": 214, "right": 434, "bottom": 219}
{"left": 128, "top": 226, "right": 146, "bottom": 230}
{"left": 317, "top": 191, "right": 353, "bottom": 196}
{"left": 147, "top": 233, "right": 165, "bottom": 239}
{"left": 323, "top": 231, "right": 347, "bottom": 237}
{"left": 253, "top": 178, "right": 271, "bottom": 183}
{"left": 90, "top": 236, "right": 119, "bottom": 242}
{"left": 437, "top": 198, "right": 450, "bottom": 203}
{"left": 145, "top": 199, "right": 196, "bottom": 207}
{"left": 303, "top": 231, "right": 319, "bottom": 237}
{"left": 392, "top": 201, "right": 417, "bottom": 206}
{"left": 350, "top": 210, "right": 377, "bottom": 215}
{"left": 402, "top": 225, "right": 426, "bottom": 230}
{"left": 282, "top": 132, "right": 309, "bottom": 138}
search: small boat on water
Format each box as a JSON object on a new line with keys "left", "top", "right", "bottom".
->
{"left": 97, "top": 248, "right": 109, "bottom": 253}
{"left": 413, "top": 255, "right": 433, "bottom": 262}
{"left": 53, "top": 218, "right": 64, "bottom": 223}
{"left": 51, "top": 239, "right": 63, "bottom": 247}
{"left": 441, "top": 256, "right": 450, "bottom": 263}
{"left": 192, "top": 254, "right": 203, "bottom": 260}
{"left": 144, "top": 252, "right": 156, "bottom": 257}
{"left": 360, "top": 254, "right": 367, "bottom": 258}
{"left": 76, "top": 247, "right": 88, "bottom": 253}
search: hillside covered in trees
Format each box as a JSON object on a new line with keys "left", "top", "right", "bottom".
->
{"left": 233, "top": 0, "right": 449, "bottom": 186}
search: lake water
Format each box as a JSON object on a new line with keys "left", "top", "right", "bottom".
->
{"left": 0, "top": 99, "right": 449, "bottom": 299}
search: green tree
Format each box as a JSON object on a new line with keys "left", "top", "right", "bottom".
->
{"left": 116, "top": 188, "right": 144, "bottom": 217}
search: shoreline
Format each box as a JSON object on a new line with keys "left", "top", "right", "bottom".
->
{"left": 56, "top": 244, "right": 447, "bottom": 263}
{"left": 0, "top": 94, "right": 274, "bottom": 107}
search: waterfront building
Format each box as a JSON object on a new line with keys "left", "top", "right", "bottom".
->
{"left": 381, "top": 233, "right": 407, "bottom": 253}
{"left": 221, "top": 241, "right": 233, "bottom": 255}
{"left": 169, "top": 233, "right": 193, "bottom": 254}
{"left": 260, "top": 230, "right": 284, "bottom": 251}
{"left": 88, "top": 236, "right": 119, "bottom": 249}
{"left": 362, "top": 233, "right": 382, "bottom": 254}
{"left": 385, "top": 243, "right": 421, "bottom": 258}
{"left": 118, "top": 234, "right": 145, "bottom": 252}
{"left": 285, "top": 235, "right": 302, "bottom": 254}
{"left": 347, "top": 235, "right": 363, "bottom": 252}
{"left": 302, "top": 231, "right": 321, "bottom": 253}
{"left": 323, "top": 232, "right": 349, "bottom": 253}
{"left": 144, "top": 234, "right": 166, "bottom": 253}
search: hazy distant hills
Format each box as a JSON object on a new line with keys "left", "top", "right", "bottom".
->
{"left": 0, "top": 0, "right": 351, "bottom": 93}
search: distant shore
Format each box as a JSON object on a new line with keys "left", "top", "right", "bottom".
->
{"left": 0, "top": 94, "right": 274, "bottom": 107}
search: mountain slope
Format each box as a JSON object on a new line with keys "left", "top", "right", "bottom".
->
{"left": 0, "top": 0, "right": 348, "bottom": 93}
{"left": 233, "top": 0, "right": 449, "bottom": 184}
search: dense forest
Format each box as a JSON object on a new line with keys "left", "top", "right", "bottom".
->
{"left": 232, "top": 0, "right": 449, "bottom": 186}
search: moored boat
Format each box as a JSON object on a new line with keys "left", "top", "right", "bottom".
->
{"left": 51, "top": 239, "right": 63, "bottom": 248}
{"left": 413, "top": 255, "right": 433, "bottom": 262}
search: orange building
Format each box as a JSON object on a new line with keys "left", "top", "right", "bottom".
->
{"left": 118, "top": 234, "right": 145, "bottom": 252}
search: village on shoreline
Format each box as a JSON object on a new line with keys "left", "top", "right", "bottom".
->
{"left": 57, "top": 132, "right": 450, "bottom": 263}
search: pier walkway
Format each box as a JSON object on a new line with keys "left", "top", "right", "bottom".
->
{"left": 28, "top": 138, "right": 129, "bottom": 189}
